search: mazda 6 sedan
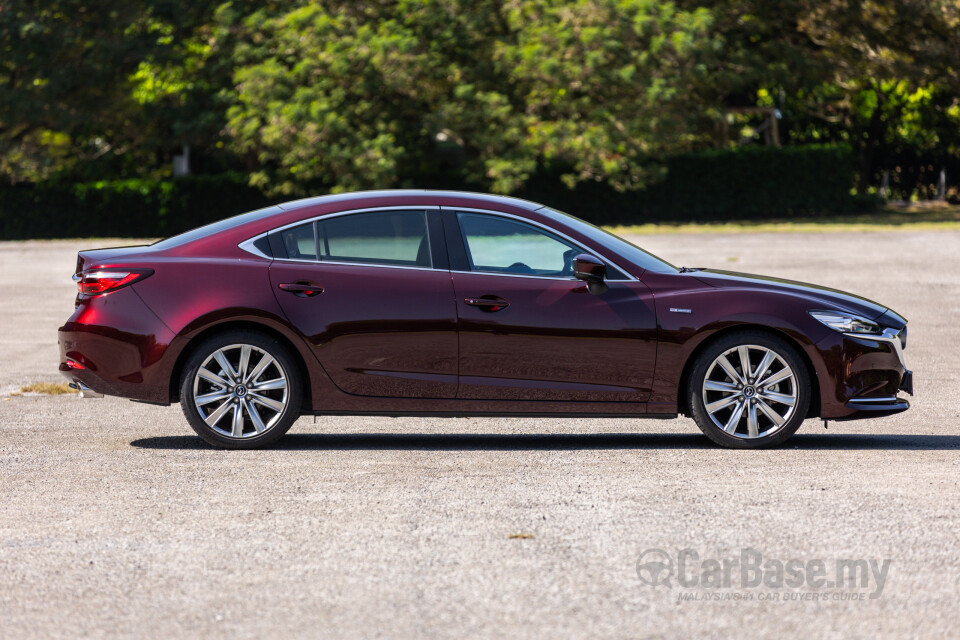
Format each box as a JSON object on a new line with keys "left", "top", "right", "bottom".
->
{"left": 59, "top": 190, "right": 913, "bottom": 449}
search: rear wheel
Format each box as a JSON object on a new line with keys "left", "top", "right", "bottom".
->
{"left": 180, "top": 330, "right": 302, "bottom": 449}
{"left": 688, "top": 331, "right": 811, "bottom": 449}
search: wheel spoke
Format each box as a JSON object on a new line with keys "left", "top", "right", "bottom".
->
{"left": 195, "top": 390, "right": 230, "bottom": 406}
{"left": 198, "top": 367, "right": 230, "bottom": 388}
{"left": 760, "top": 390, "right": 796, "bottom": 407}
{"left": 716, "top": 355, "right": 745, "bottom": 385}
{"left": 704, "top": 379, "right": 739, "bottom": 393}
{"left": 237, "top": 345, "right": 252, "bottom": 383}
{"left": 759, "top": 367, "right": 793, "bottom": 388}
{"left": 706, "top": 394, "right": 740, "bottom": 414}
{"left": 724, "top": 400, "right": 746, "bottom": 433}
{"left": 702, "top": 344, "right": 797, "bottom": 440}
{"left": 213, "top": 350, "right": 239, "bottom": 383}
{"left": 246, "top": 399, "right": 267, "bottom": 433}
{"left": 251, "top": 378, "right": 286, "bottom": 392}
{"left": 753, "top": 350, "right": 777, "bottom": 384}
{"left": 245, "top": 354, "right": 275, "bottom": 385}
{"left": 738, "top": 346, "right": 752, "bottom": 379}
{"left": 203, "top": 399, "right": 233, "bottom": 427}
{"left": 231, "top": 402, "right": 244, "bottom": 437}
{"left": 194, "top": 343, "right": 288, "bottom": 439}
{"left": 746, "top": 401, "right": 759, "bottom": 438}
{"left": 250, "top": 392, "right": 284, "bottom": 413}
{"left": 757, "top": 398, "right": 786, "bottom": 427}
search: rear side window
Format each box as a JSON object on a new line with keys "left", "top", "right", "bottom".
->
{"left": 279, "top": 222, "right": 317, "bottom": 260}
{"left": 317, "top": 210, "right": 430, "bottom": 267}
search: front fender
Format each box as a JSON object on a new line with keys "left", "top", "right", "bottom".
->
{"left": 643, "top": 275, "right": 835, "bottom": 414}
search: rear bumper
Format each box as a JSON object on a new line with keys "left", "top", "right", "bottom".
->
{"left": 58, "top": 287, "right": 178, "bottom": 404}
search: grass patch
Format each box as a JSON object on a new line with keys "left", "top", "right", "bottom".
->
{"left": 14, "top": 382, "right": 77, "bottom": 396}
{"left": 604, "top": 203, "right": 960, "bottom": 235}
{"left": 507, "top": 533, "right": 535, "bottom": 540}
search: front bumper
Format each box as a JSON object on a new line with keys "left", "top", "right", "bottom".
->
{"left": 815, "top": 323, "right": 913, "bottom": 421}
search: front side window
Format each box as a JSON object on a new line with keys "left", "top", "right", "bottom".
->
{"left": 457, "top": 213, "right": 578, "bottom": 277}
{"left": 318, "top": 210, "right": 430, "bottom": 267}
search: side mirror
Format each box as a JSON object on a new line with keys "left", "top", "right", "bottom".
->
{"left": 573, "top": 253, "right": 608, "bottom": 295}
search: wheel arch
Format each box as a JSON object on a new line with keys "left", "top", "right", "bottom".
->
{"left": 168, "top": 319, "right": 312, "bottom": 410}
{"left": 677, "top": 324, "right": 821, "bottom": 418}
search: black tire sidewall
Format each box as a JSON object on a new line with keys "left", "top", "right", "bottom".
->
{"left": 179, "top": 330, "right": 302, "bottom": 449}
{"left": 689, "top": 331, "right": 811, "bottom": 449}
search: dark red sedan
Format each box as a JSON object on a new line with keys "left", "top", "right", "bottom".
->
{"left": 59, "top": 190, "right": 913, "bottom": 449}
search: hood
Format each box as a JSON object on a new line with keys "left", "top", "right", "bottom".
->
{"left": 691, "top": 269, "right": 889, "bottom": 320}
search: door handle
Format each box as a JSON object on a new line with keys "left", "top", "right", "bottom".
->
{"left": 279, "top": 282, "right": 324, "bottom": 297}
{"left": 464, "top": 296, "right": 509, "bottom": 312}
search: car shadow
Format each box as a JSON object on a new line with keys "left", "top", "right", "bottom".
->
{"left": 129, "top": 432, "right": 960, "bottom": 451}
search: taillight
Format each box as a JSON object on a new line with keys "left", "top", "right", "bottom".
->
{"left": 77, "top": 269, "right": 153, "bottom": 296}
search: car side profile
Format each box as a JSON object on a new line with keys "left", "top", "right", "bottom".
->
{"left": 58, "top": 190, "right": 913, "bottom": 449}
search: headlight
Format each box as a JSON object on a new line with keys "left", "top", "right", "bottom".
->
{"left": 808, "top": 310, "right": 881, "bottom": 335}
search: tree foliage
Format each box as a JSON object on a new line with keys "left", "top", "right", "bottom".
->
{"left": 1, "top": 0, "right": 959, "bottom": 199}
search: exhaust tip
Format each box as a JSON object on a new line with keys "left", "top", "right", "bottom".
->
{"left": 68, "top": 381, "right": 103, "bottom": 399}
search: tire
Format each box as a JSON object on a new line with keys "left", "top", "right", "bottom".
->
{"left": 688, "top": 330, "right": 811, "bottom": 449}
{"left": 180, "top": 330, "right": 303, "bottom": 449}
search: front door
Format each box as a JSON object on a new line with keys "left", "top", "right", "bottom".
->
{"left": 269, "top": 209, "right": 458, "bottom": 399}
{"left": 447, "top": 210, "right": 657, "bottom": 402}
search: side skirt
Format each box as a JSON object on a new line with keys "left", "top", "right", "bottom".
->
{"left": 309, "top": 411, "right": 678, "bottom": 419}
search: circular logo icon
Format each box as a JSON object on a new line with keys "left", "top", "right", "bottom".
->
{"left": 743, "top": 385, "right": 756, "bottom": 397}
{"left": 636, "top": 549, "right": 674, "bottom": 587}
{"left": 234, "top": 384, "right": 248, "bottom": 397}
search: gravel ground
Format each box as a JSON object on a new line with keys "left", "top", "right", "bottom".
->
{"left": 1, "top": 231, "right": 958, "bottom": 639}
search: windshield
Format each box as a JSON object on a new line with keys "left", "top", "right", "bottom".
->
{"left": 540, "top": 208, "right": 678, "bottom": 274}
{"left": 150, "top": 205, "right": 283, "bottom": 249}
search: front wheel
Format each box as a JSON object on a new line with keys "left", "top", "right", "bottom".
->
{"left": 180, "top": 330, "right": 302, "bottom": 449}
{"left": 688, "top": 331, "right": 811, "bottom": 449}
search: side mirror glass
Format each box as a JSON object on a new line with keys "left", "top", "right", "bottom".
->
{"left": 573, "top": 253, "right": 608, "bottom": 295}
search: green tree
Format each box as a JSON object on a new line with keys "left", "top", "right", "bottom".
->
{"left": 223, "top": 0, "right": 718, "bottom": 195}
{"left": 0, "top": 0, "right": 225, "bottom": 183}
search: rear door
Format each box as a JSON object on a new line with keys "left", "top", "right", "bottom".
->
{"left": 445, "top": 209, "right": 657, "bottom": 402}
{"left": 269, "top": 208, "right": 458, "bottom": 399}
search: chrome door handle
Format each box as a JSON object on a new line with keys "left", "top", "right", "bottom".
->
{"left": 278, "top": 282, "right": 324, "bottom": 297}
{"left": 464, "top": 296, "right": 509, "bottom": 312}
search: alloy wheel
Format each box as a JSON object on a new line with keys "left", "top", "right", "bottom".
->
{"left": 701, "top": 344, "right": 797, "bottom": 439}
{"left": 192, "top": 343, "right": 289, "bottom": 439}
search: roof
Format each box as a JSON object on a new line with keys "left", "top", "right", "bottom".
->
{"left": 274, "top": 189, "right": 545, "bottom": 212}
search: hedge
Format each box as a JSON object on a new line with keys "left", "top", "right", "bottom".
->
{"left": 0, "top": 145, "right": 878, "bottom": 239}
{"left": 0, "top": 174, "right": 271, "bottom": 240}
{"left": 517, "top": 144, "right": 879, "bottom": 225}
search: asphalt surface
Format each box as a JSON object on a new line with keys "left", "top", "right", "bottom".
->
{"left": 1, "top": 231, "right": 958, "bottom": 638}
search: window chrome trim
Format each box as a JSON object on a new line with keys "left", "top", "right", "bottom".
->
{"left": 239, "top": 205, "right": 440, "bottom": 267}
{"left": 449, "top": 269, "right": 581, "bottom": 282}
{"left": 250, "top": 205, "right": 440, "bottom": 237}
{"left": 238, "top": 237, "right": 271, "bottom": 259}
{"left": 296, "top": 259, "right": 439, "bottom": 273}
{"left": 237, "top": 202, "right": 638, "bottom": 279}
{"left": 447, "top": 206, "right": 638, "bottom": 281}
